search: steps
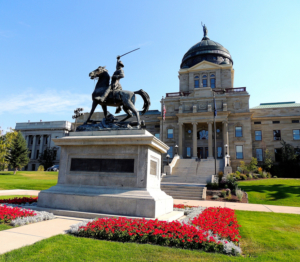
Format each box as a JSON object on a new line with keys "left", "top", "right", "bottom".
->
{"left": 161, "top": 183, "right": 206, "bottom": 200}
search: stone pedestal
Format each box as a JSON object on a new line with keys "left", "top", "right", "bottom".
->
{"left": 38, "top": 130, "right": 174, "bottom": 218}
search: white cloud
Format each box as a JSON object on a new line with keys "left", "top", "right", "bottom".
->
{"left": 0, "top": 90, "right": 92, "bottom": 115}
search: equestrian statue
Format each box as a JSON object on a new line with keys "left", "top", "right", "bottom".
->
{"left": 80, "top": 49, "right": 151, "bottom": 131}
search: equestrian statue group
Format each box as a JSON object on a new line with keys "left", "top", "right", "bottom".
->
{"left": 77, "top": 49, "right": 151, "bottom": 131}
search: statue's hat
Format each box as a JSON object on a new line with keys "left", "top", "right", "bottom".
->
{"left": 117, "top": 60, "right": 124, "bottom": 68}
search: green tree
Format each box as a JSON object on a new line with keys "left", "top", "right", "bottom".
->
{"left": 247, "top": 157, "right": 258, "bottom": 173}
{"left": 281, "top": 140, "right": 297, "bottom": 163}
{"left": 239, "top": 160, "right": 248, "bottom": 174}
{"left": 38, "top": 147, "right": 56, "bottom": 170}
{"left": 5, "top": 131, "right": 30, "bottom": 174}
{"left": 263, "top": 149, "right": 273, "bottom": 171}
{"left": 0, "top": 128, "right": 19, "bottom": 170}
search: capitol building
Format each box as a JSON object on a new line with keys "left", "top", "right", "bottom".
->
{"left": 16, "top": 28, "right": 300, "bottom": 173}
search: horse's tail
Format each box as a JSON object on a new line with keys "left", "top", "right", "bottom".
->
{"left": 134, "top": 89, "right": 151, "bottom": 115}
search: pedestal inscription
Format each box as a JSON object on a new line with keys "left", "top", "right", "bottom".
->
{"left": 70, "top": 158, "right": 134, "bottom": 173}
{"left": 150, "top": 160, "right": 157, "bottom": 176}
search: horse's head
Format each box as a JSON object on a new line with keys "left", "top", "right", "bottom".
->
{"left": 89, "top": 66, "right": 108, "bottom": 79}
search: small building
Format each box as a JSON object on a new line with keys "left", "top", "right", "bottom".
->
{"left": 15, "top": 121, "right": 72, "bottom": 171}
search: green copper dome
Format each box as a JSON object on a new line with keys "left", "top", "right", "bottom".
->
{"left": 180, "top": 29, "right": 233, "bottom": 69}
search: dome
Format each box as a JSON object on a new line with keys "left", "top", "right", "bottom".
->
{"left": 180, "top": 27, "right": 233, "bottom": 69}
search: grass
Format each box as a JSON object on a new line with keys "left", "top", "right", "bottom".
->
{"left": 238, "top": 178, "right": 300, "bottom": 207}
{"left": 0, "top": 224, "right": 12, "bottom": 231}
{"left": 0, "top": 171, "right": 58, "bottom": 191}
{"left": 0, "top": 195, "right": 38, "bottom": 200}
{"left": 0, "top": 211, "right": 299, "bottom": 261}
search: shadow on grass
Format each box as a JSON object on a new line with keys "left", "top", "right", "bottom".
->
{"left": 239, "top": 184, "right": 300, "bottom": 202}
{"left": 0, "top": 172, "right": 14, "bottom": 176}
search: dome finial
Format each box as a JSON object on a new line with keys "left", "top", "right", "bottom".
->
{"left": 201, "top": 22, "right": 208, "bottom": 38}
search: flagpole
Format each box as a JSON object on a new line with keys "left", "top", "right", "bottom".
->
{"left": 161, "top": 96, "right": 164, "bottom": 174}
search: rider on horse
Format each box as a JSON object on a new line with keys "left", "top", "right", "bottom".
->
{"left": 96, "top": 56, "right": 124, "bottom": 113}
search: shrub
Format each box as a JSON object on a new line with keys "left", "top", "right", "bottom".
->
{"left": 37, "top": 165, "right": 44, "bottom": 171}
{"left": 240, "top": 174, "right": 247, "bottom": 180}
{"left": 226, "top": 192, "right": 232, "bottom": 200}
{"left": 235, "top": 171, "right": 241, "bottom": 176}
{"left": 220, "top": 190, "right": 227, "bottom": 198}
{"left": 248, "top": 174, "right": 253, "bottom": 180}
{"left": 225, "top": 188, "right": 231, "bottom": 196}
{"left": 267, "top": 172, "right": 272, "bottom": 178}
{"left": 253, "top": 174, "right": 258, "bottom": 179}
{"left": 212, "top": 182, "right": 219, "bottom": 189}
{"left": 257, "top": 167, "right": 262, "bottom": 173}
{"left": 0, "top": 196, "right": 38, "bottom": 205}
{"left": 235, "top": 174, "right": 240, "bottom": 180}
{"left": 248, "top": 157, "right": 258, "bottom": 173}
{"left": 235, "top": 188, "right": 243, "bottom": 201}
{"left": 262, "top": 172, "right": 267, "bottom": 178}
{"left": 274, "top": 176, "right": 278, "bottom": 178}
{"left": 212, "top": 195, "right": 219, "bottom": 199}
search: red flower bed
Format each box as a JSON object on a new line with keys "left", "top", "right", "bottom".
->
{"left": 0, "top": 205, "right": 36, "bottom": 223}
{"left": 173, "top": 204, "right": 198, "bottom": 209}
{"left": 192, "top": 207, "right": 241, "bottom": 242}
{"left": 0, "top": 196, "right": 38, "bottom": 205}
{"left": 77, "top": 217, "right": 225, "bottom": 252}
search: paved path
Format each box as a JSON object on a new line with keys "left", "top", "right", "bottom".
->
{"left": 173, "top": 199, "right": 300, "bottom": 215}
{"left": 0, "top": 189, "right": 40, "bottom": 196}
{"left": 0, "top": 216, "right": 85, "bottom": 255}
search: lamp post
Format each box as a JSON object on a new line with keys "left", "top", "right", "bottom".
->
{"left": 166, "top": 154, "right": 170, "bottom": 165}
{"left": 175, "top": 145, "right": 178, "bottom": 155}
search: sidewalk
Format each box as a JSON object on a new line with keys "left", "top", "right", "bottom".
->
{"left": 0, "top": 189, "right": 40, "bottom": 196}
{"left": 173, "top": 199, "right": 300, "bottom": 215}
{"left": 0, "top": 216, "right": 85, "bottom": 254}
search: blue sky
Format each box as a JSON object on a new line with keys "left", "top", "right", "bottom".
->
{"left": 1, "top": 0, "right": 300, "bottom": 132}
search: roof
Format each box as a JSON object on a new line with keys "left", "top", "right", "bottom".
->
{"left": 251, "top": 102, "right": 300, "bottom": 109}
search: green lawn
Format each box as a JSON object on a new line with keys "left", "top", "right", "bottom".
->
{"left": 0, "top": 195, "right": 37, "bottom": 200}
{"left": 238, "top": 178, "right": 300, "bottom": 207}
{"left": 0, "top": 224, "right": 12, "bottom": 232}
{"left": 0, "top": 211, "right": 299, "bottom": 261}
{"left": 0, "top": 171, "right": 58, "bottom": 191}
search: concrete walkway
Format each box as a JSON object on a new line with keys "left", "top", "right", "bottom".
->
{"left": 0, "top": 216, "right": 85, "bottom": 254}
{"left": 173, "top": 199, "right": 300, "bottom": 215}
{"left": 0, "top": 189, "right": 40, "bottom": 196}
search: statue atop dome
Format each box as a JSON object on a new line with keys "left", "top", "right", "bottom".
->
{"left": 201, "top": 22, "right": 208, "bottom": 38}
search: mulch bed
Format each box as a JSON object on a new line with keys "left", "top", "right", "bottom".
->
{"left": 206, "top": 190, "right": 248, "bottom": 203}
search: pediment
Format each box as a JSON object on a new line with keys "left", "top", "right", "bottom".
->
{"left": 179, "top": 60, "right": 232, "bottom": 74}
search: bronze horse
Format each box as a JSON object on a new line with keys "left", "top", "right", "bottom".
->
{"left": 84, "top": 66, "right": 150, "bottom": 126}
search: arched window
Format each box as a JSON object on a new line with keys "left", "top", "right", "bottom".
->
{"left": 210, "top": 74, "right": 216, "bottom": 88}
{"left": 194, "top": 76, "right": 199, "bottom": 88}
{"left": 202, "top": 75, "right": 207, "bottom": 87}
{"left": 197, "top": 130, "right": 208, "bottom": 140}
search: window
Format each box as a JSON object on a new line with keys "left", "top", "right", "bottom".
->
{"left": 154, "top": 125, "right": 160, "bottom": 128}
{"left": 187, "top": 147, "right": 191, "bottom": 157}
{"left": 254, "top": 121, "right": 261, "bottom": 125}
{"left": 292, "top": 120, "right": 299, "bottom": 123}
{"left": 293, "top": 130, "right": 300, "bottom": 140}
{"left": 28, "top": 150, "right": 32, "bottom": 158}
{"left": 38, "top": 136, "right": 40, "bottom": 145}
{"left": 273, "top": 130, "right": 281, "bottom": 141}
{"left": 194, "top": 76, "right": 199, "bottom": 88}
{"left": 210, "top": 74, "right": 215, "bottom": 88}
{"left": 273, "top": 121, "right": 280, "bottom": 124}
{"left": 167, "top": 146, "right": 173, "bottom": 158}
{"left": 167, "top": 129, "right": 173, "bottom": 139}
{"left": 32, "top": 164, "right": 36, "bottom": 171}
{"left": 154, "top": 133, "right": 160, "bottom": 139}
{"left": 198, "top": 130, "right": 208, "bottom": 140}
{"left": 274, "top": 148, "right": 282, "bottom": 162}
{"left": 236, "top": 145, "right": 243, "bottom": 159}
{"left": 235, "top": 126, "right": 243, "bottom": 137}
{"left": 30, "top": 136, "right": 33, "bottom": 144}
{"left": 217, "top": 147, "right": 222, "bottom": 158}
{"left": 202, "top": 75, "right": 207, "bottom": 87}
{"left": 255, "top": 130, "right": 262, "bottom": 141}
{"left": 36, "top": 150, "right": 39, "bottom": 159}
{"left": 256, "top": 148, "right": 263, "bottom": 161}
{"left": 53, "top": 150, "right": 57, "bottom": 160}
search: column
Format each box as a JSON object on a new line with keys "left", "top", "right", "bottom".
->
{"left": 31, "top": 135, "right": 36, "bottom": 159}
{"left": 192, "top": 122, "right": 197, "bottom": 158}
{"left": 207, "top": 121, "right": 213, "bottom": 158}
{"left": 26, "top": 136, "right": 29, "bottom": 148}
{"left": 223, "top": 121, "right": 229, "bottom": 164}
{"left": 178, "top": 123, "right": 183, "bottom": 157}
{"left": 39, "top": 135, "right": 44, "bottom": 158}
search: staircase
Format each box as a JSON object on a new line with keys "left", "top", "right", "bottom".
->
{"left": 161, "top": 183, "right": 206, "bottom": 200}
{"left": 161, "top": 158, "right": 224, "bottom": 200}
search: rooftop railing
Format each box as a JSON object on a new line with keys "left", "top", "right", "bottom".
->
{"left": 166, "top": 87, "right": 246, "bottom": 97}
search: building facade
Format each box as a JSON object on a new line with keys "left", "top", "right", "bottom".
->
{"left": 15, "top": 121, "right": 72, "bottom": 171}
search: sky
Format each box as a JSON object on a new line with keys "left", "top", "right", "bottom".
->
{"left": 1, "top": 0, "right": 300, "bottom": 133}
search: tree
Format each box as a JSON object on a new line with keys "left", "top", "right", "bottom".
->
{"left": 247, "top": 157, "right": 258, "bottom": 173}
{"left": 5, "top": 131, "right": 30, "bottom": 174}
{"left": 281, "top": 140, "right": 297, "bottom": 163}
{"left": 0, "top": 128, "right": 18, "bottom": 170}
{"left": 238, "top": 161, "right": 248, "bottom": 174}
{"left": 262, "top": 149, "right": 273, "bottom": 171}
{"left": 38, "top": 147, "right": 56, "bottom": 170}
